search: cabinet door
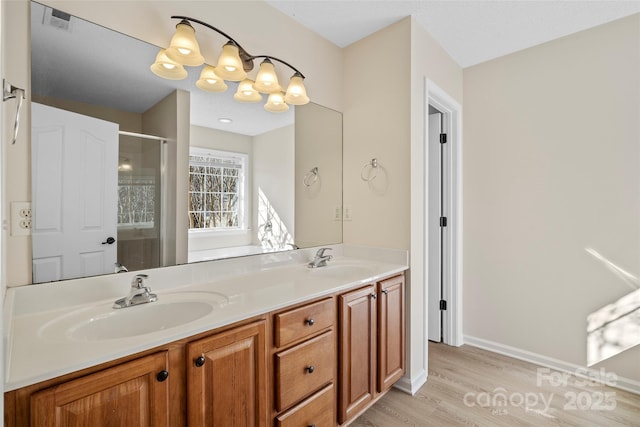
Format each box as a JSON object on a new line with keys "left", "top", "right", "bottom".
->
{"left": 187, "top": 320, "right": 267, "bottom": 427}
{"left": 338, "top": 285, "right": 376, "bottom": 424}
{"left": 377, "top": 275, "right": 405, "bottom": 392}
{"left": 30, "top": 352, "right": 170, "bottom": 427}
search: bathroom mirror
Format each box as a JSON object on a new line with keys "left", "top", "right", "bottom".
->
{"left": 28, "top": 1, "right": 342, "bottom": 283}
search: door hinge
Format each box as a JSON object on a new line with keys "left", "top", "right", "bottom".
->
{"left": 440, "top": 133, "right": 447, "bottom": 144}
{"left": 439, "top": 300, "right": 447, "bottom": 310}
{"left": 440, "top": 217, "right": 447, "bottom": 227}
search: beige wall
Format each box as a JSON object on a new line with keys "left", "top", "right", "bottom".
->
{"left": 343, "top": 16, "right": 464, "bottom": 391}
{"left": 3, "top": 0, "right": 30, "bottom": 287}
{"left": 142, "top": 90, "right": 190, "bottom": 267}
{"left": 463, "top": 15, "right": 640, "bottom": 381}
{"left": 256, "top": 125, "right": 295, "bottom": 246}
{"left": 295, "top": 103, "right": 342, "bottom": 248}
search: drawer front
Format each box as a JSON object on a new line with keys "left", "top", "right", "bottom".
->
{"left": 275, "top": 330, "right": 335, "bottom": 411}
{"left": 275, "top": 383, "right": 335, "bottom": 427}
{"left": 275, "top": 298, "right": 334, "bottom": 348}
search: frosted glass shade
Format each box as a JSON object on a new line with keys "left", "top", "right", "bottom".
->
{"left": 253, "top": 59, "right": 282, "bottom": 94}
{"left": 196, "top": 66, "right": 228, "bottom": 92}
{"left": 150, "top": 49, "right": 188, "bottom": 80}
{"left": 264, "top": 92, "right": 289, "bottom": 113}
{"left": 284, "top": 74, "right": 310, "bottom": 105}
{"left": 214, "top": 42, "right": 247, "bottom": 81}
{"left": 234, "top": 79, "right": 262, "bottom": 102}
{"left": 165, "top": 21, "right": 204, "bottom": 66}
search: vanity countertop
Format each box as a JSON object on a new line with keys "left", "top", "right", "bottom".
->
{"left": 4, "top": 245, "right": 407, "bottom": 391}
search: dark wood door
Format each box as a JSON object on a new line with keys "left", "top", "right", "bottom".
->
{"left": 338, "top": 285, "right": 376, "bottom": 424}
{"left": 30, "top": 352, "right": 170, "bottom": 427}
{"left": 186, "top": 320, "right": 267, "bottom": 427}
{"left": 377, "top": 274, "right": 405, "bottom": 392}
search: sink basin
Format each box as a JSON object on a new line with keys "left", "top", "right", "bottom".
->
{"left": 39, "top": 292, "right": 228, "bottom": 342}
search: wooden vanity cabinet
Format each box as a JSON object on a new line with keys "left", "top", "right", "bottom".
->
{"left": 29, "top": 352, "right": 171, "bottom": 427}
{"left": 272, "top": 297, "right": 337, "bottom": 427}
{"left": 338, "top": 274, "right": 405, "bottom": 424}
{"left": 186, "top": 320, "right": 268, "bottom": 427}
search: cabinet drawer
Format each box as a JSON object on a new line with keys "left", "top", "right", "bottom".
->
{"left": 275, "top": 330, "right": 335, "bottom": 411}
{"left": 275, "top": 298, "right": 334, "bottom": 348}
{"left": 275, "top": 383, "right": 335, "bottom": 427}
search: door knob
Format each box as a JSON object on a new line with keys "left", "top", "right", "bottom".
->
{"left": 101, "top": 237, "right": 116, "bottom": 245}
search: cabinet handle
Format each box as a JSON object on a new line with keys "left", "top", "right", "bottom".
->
{"left": 306, "top": 365, "right": 315, "bottom": 374}
{"left": 308, "top": 425, "right": 316, "bottom": 427}
{"left": 305, "top": 318, "right": 315, "bottom": 326}
{"left": 370, "top": 293, "right": 377, "bottom": 299}
{"left": 195, "top": 355, "right": 206, "bottom": 367}
{"left": 382, "top": 289, "right": 389, "bottom": 295}
{"left": 156, "top": 370, "right": 169, "bottom": 382}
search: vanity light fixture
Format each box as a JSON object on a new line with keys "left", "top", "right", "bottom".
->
{"left": 151, "top": 16, "right": 310, "bottom": 112}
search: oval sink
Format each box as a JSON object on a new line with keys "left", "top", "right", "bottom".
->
{"left": 40, "top": 292, "right": 228, "bottom": 342}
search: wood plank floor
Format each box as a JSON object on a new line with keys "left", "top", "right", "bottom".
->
{"left": 351, "top": 343, "right": 640, "bottom": 426}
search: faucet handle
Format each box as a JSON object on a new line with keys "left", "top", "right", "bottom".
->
{"left": 316, "top": 247, "right": 332, "bottom": 257}
{"left": 131, "top": 274, "right": 149, "bottom": 289}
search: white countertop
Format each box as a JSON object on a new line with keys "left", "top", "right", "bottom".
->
{"left": 4, "top": 245, "right": 407, "bottom": 391}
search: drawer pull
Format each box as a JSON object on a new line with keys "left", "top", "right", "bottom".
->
{"left": 382, "top": 289, "right": 389, "bottom": 295}
{"left": 195, "top": 355, "right": 206, "bottom": 367}
{"left": 370, "top": 293, "right": 377, "bottom": 299}
{"left": 306, "top": 365, "right": 315, "bottom": 374}
{"left": 308, "top": 425, "right": 316, "bottom": 427}
{"left": 156, "top": 370, "right": 169, "bottom": 382}
{"left": 305, "top": 318, "right": 315, "bottom": 326}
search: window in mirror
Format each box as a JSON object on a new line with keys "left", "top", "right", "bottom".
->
{"left": 118, "top": 175, "right": 156, "bottom": 228}
{"left": 188, "top": 148, "right": 247, "bottom": 231}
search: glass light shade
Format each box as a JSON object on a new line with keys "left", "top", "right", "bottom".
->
{"left": 214, "top": 42, "right": 247, "bottom": 81}
{"left": 253, "top": 59, "right": 282, "bottom": 94}
{"left": 150, "top": 49, "right": 188, "bottom": 80}
{"left": 165, "top": 21, "right": 205, "bottom": 66}
{"left": 196, "top": 66, "right": 228, "bottom": 92}
{"left": 234, "top": 79, "right": 262, "bottom": 102}
{"left": 284, "top": 74, "right": 310, "bottom": 105}
{"left": 264, "top": 92, "right": 289, "bottom": 113}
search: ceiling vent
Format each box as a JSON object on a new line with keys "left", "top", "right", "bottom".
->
{"left": 43, "top": 7, "right": 73, "bottom": 32}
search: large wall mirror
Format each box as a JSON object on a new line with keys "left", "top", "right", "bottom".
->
{"left": 29, "top": 1, "right": 342, "bottom": 284}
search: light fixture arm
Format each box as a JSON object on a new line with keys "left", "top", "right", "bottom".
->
{"left": 170, "top": 16, "right": 305, "bottom": 78}
{"left": 250, "top": 55, "right": 305, "bottom": 79}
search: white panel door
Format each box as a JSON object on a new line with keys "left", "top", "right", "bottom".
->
{"left": 31, "top": 103, "right": 119, "bottom": 282}
{"left": 428, "top": 113, "right": 442, "bottom": 342}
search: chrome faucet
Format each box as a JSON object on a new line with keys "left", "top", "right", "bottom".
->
{"left": 114, "top": 262, "right": 128, "bottom": 273}
{"left": 308, "top": 248, "right": 333, "bottom": 268}
{"left": 113, "top": 274, "right": 158, "bottom": 309}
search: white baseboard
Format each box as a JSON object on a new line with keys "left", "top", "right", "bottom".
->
{"left": 464, "top": 335, "right": 640, "bottom": 395}
{"left": 394, "top": 369, "right": 427, "bottom": 395}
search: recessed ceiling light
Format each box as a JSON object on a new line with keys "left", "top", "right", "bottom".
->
{"left": 218, "top": 118, "right": 233, "bottom": 124}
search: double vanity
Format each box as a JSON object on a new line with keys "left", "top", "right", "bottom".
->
{"left": 3, "top": 245, "right": 407, "bottom": 426}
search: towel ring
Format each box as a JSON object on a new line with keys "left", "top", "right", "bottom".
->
{"left": 303, "top": 167, "right": 319, "bottom": 187}
{"left": 3, "top": 79, "right": 26, "bottom": 145}
{"left": 360, "top": 158, "right": 378, "bottom": 182}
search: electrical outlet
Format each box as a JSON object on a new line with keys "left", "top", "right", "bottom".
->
{"left": 11, "top": 202, "right": 32, "bottom": 236}
{"left": 343, "top": 205, "right": 352, "bottom": 221}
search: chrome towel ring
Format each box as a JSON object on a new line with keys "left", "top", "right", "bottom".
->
{"left": 303, "top": 167, "right": 319, "bottom": 187}
{"left": 360, "top": 158, "right": 378, "bottom": 182}
{"left": 3, "top": 79, "right": 26, "bottom": 145}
